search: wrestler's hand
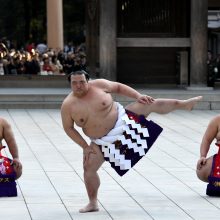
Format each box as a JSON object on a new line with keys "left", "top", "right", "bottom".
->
{"left": 83, "top": 146, "right": 96, "bottom": 165}
{"left": 137, "top": 95, "right": 154, "bottom": 104}
{"left": 196, "top": 157, "right": 207, "bottom": 170}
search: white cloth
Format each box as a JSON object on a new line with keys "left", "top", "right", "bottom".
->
{"left": 92, "top": 102, "right": 150, "bottom": 170}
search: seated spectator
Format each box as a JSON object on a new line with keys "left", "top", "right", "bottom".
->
{"left": 16, "top": 56, "right": 26, "bottom": 75}
{"left": 51, "top": 55, "right": 63, "bottom": 75}
{"left": 0, "top": 59, "right": 4, "bottom": 75}
{"left": 7, "top": 56, "right": 17, "bottom": 75}
{"left": 2, "top": 58, "right": 9, "bottom": 75}
{"left": 27, "top": 53, "right": 41, "bottom": 75}
{"left": 63, "top": 52, "right": 75, "bottom": 74}
{"left": 26, "top": 42, "right": 35, "bottom": 53}
{"left": 36, "top": 42, "right": 47, "bottom": 54}
{"left": 74, "top": 52, "right": 86, "bottom": 71}
{"left": 42, "top": 56, "right": 53, "bottom": 74}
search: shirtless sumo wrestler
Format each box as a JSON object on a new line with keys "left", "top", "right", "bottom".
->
{"left": 61, "top": 70, "right": 202, "bottom": 213}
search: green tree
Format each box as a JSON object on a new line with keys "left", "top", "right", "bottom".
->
{"left": 0, "top": 0, "right": 85, "bottom": 49}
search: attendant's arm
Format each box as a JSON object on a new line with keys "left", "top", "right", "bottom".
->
{"left": 93, "top": 79, "right": 154, "bottom": 104}
{"left": 200, "top": 117, "right": 219, "bottom": 158}
{"left": 2, "top": 118, "right": 22, "bottom": 169}
{"left": 197, "top": 116, "right": 219, "bottom": 170}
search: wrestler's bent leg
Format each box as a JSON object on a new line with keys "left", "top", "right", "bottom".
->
{"left": 80, "top": 142, "right": 105, "bottom": 213}
{"left": 125, "top": 96, "right": 202, "bottom": 117}
{"left": 196, "top": 156, "right": 213, "bottom": 182}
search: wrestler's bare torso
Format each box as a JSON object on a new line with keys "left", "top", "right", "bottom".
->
{"left": 202, "top": 115, "right": 220, "bottom": 146}
{"left": 0, "top": 118, "right": 6, "bottom": 141}
{"left": 64, "top": 79, "right": 119, "bottom": 139}
{"left": 71, "top": 87, "right": 118, "bottom": 138}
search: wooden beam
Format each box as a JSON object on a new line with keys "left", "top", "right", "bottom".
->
{"left": 117, "top": 38, "right": 190, "bottom": 47}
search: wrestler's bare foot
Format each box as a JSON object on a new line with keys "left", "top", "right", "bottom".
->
{"left": 184, "top": 96, "right": 203, "bottom": 111}
{"left": 79, "top": 202, "right": 99, "bottom": 213}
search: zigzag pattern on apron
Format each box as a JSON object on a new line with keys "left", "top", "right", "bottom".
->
{"left": 92, "top": 102, "right": 163, "bottom": 176}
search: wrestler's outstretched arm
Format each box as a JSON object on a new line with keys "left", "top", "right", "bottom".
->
{"left": 91, "top": 79, "right": 154, "bottom": 104}
{"left": 91, "top": 79, "right": 202, "bottom": 117}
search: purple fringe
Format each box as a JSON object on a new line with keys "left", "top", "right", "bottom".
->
{"left": 0, "top": 172, "right": 17, "bottom": 197}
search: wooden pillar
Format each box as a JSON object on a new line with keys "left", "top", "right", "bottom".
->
{"left": 85, "top": 0, "right": 99, "bottom": 78}
{"left": 47, "top": 0, "right": 64, "bottom": 50}
{"left": 179, "top": 51, "right": 188, "bottom": 86}
{"left": 190, "top": 0, "right": 208, "bottom": 87}
{"left": 99, "top": 0, "right": 117, "bottom": 80}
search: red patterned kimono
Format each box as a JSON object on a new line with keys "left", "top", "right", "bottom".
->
{"left": 0, "top": 146, "right": 17, "bottom": 197}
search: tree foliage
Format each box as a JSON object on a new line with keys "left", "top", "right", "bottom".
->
{"left": 0, "top": 0, "right": 85, "bottom": 48}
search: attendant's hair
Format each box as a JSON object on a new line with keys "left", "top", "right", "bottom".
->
{"left": 68, "top": 70, "right": 90, "bottom": 82}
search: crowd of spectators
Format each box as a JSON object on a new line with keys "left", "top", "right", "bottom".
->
{"left": 0, "top": 39, "right": 87, "bottom": 76}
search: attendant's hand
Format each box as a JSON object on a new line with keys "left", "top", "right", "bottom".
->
{"left": 137, "top": 95, "right": 154, "bottom": 104}
{"left": 12, "top": 158, "right": 22, "bottom": 170}
{"left": 12, "top": 158, "right": 23, "bottom": 179}
{"left": 83, "top": 145, "right": 96, "bottom": 166}
{"left": 197, "top": 157, "right": 207, "bottom": 170}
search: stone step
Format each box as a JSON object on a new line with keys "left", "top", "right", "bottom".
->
{"left": 0, "top": 87, "right": 219, "bottom": 109}
{"left": 0, "top": 88, "right": 69, "bottom": 109}
{"left": 0, "top": 102, "right": 61, "bottom": 109}
{"left": 0, "top": 75, "right": 69, "bottom": 88}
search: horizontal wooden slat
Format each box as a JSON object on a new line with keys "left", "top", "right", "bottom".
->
{"left": 117, "top": 38, "right": 191, "bottom": 47}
